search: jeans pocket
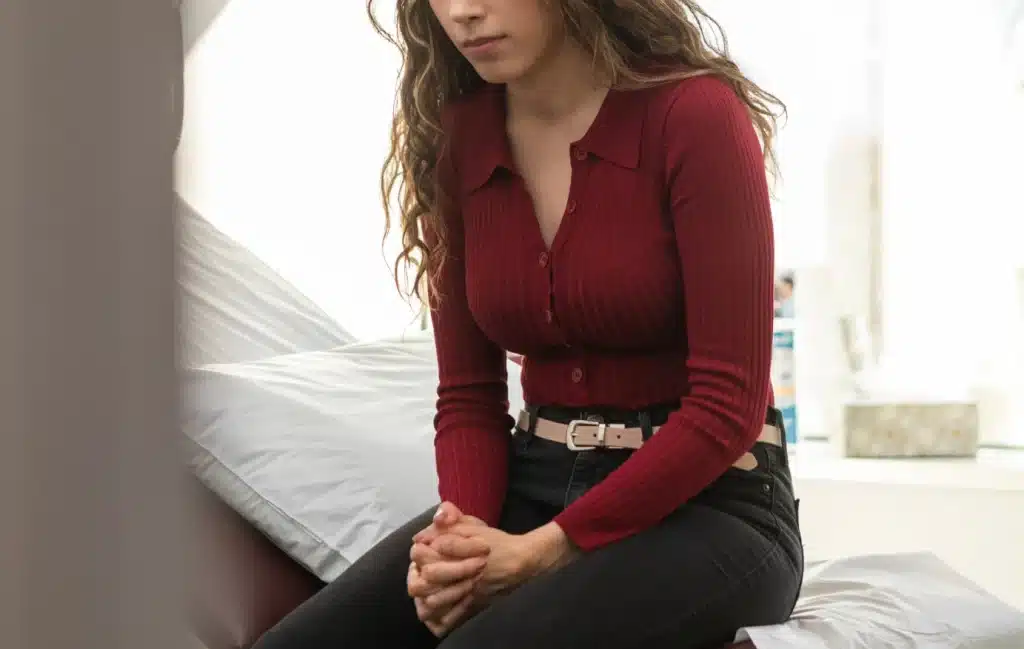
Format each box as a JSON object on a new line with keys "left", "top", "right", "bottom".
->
{"left": 765, "top": 449, "right": 803, "bottom": 573}
{"left": 692, "top": 446, "right": 780, "bottom": 542}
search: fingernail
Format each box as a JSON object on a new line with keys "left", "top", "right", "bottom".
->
{"left": 433, "top": 506, "right": 444, "bottom": 521}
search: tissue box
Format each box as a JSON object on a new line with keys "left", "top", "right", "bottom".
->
{"left": 842, "top": 399, "right": 980, "bottom": 458}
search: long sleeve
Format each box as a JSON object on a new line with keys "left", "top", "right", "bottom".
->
{"left": 553, "top": 79, "right": 776, "bottom": 551}
{"left": 428, "top": 136, "right": 514, "bottom": 526}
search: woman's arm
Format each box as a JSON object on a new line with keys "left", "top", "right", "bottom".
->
{"left": 552, "top": 77, "right": 776, "bottom": 551}
{"left": 427, "top": 134, "right": 515, "bottom": 527}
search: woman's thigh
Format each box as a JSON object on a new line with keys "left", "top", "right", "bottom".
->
{"left": 252, "top": 507, "right": 440, "bottom": 649}
{"left": 252, "top": 493, "right": 555, "bottom": 649}
{"left": 440, "top": 503, "right": 801, "bottom": 649}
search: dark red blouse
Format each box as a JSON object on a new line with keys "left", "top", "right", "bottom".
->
{"left": 429, "top": 75, "right": 776, "bottom": 552}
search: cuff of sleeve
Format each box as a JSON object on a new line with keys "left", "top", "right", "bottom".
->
{"left": 552, "top": 506, "right": 644, "bottom": 553}
{"left": 442, "top": 488, "right": 506, "bottom": 528}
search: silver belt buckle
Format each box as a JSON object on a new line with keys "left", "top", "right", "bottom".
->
{"left": 566, "top": 419, "right": 606, "bottom": 451}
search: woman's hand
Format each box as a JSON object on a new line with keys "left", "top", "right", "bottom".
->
{"left": 412, "top": 501, "right": 469, "bottom": 546}
{"left": 407, "top": 552, "right": 485, "bottom": 637}
{"left": 407, "top": 502, "right": 490, "bottom": 637}
{"left": 437, "top": 521, "right": 579, "bottom": 597}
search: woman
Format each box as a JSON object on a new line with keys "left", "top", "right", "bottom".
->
{"left": 254, "top": 0, "right": 802, "bottom": 647}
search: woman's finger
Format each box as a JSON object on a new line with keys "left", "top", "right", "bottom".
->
{"left": 424, "top": 618, "right": 446, "bottom": 637}
{"left": 434, "top": 501, "right": 463, "bottom": 525}
{"left": 421, "top": 594, "right": 475, "bottom": 638}
{"left": 407, "top": 561, "right": 443, "bottom": 599}
{"left": 407, "top": 564, "right": 441, "bottom": 599}
{"left": 430, "top": 534, "right": 490, "bottom": 560}
{"left": 423, "top": 577, "right": 477, "bottom": 613}
{"left": 436, "top": 594, "right": 477, "bottom": 635}
{"left": 414, "top": 596, "right": 434, "bottom": 623}
{"left": 408, "top": 574, "right": 439, "bottom": 599}
{"left": 413, "top": 502, "right": 462, "bottom": 545}
{"left": 420, "top": 556, "right": 487, "bottom": 586}
{"left": 445, "top": 521, "right": 492, "bottom": 538}
{"left": 413, "top": 523, "right": 440, "bottom": 545}
{"left": 410, "top": 541, "right": 443, "bottom": 567}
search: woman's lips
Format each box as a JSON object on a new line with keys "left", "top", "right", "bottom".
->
{"left": 461, "top": 35, "right": 506, "bottom": 58}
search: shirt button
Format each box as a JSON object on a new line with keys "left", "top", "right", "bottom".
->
{"left": 565, "top": 200, "right": 577, "bottom": 215}
{"left": 571, "top": 367, "right": 584, "bottom": 383}
{"left": 572, "top": 146, "right": 587, "bottom": 161}
{"left": 538, "top": 252, "right": 549, "bottom": 268}
{"left": 545, "top": 309, "right": 554, "bottom": 324}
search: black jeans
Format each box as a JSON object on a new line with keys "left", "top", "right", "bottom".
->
{"left": 253, "top": 406, "right": 803, "bottom": 649}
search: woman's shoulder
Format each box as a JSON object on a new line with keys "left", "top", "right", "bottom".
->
{"left": 638, "top": 74, "right": 747, "bottom": 128}
{"left": 629, "top": 75, "right": 759, "bottom": 171}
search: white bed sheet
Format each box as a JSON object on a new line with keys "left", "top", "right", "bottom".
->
{"left": 739, "top": 552, "right": 1024, "bottom": 649}
{"left": 177, "top": 195, "right": 354, "bottom": 367}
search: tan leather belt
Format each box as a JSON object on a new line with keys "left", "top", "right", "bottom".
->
{"left": 515, "top": 410, "right": 783, "bottom": 470}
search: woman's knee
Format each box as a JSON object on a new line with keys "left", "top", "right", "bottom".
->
{"left": 252, "top": 507, "right": 440, "bottom": 649}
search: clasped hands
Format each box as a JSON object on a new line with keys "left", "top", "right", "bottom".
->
{"left": 406, "top": 502, "right": 576, "bottom": 637}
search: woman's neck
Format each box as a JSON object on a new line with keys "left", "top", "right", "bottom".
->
{"left": 505, "top": 39, "right": 607, "bottom": 124}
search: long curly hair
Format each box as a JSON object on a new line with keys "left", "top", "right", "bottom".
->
{"left": 369, "top": 0, "right": 785, "bottom": 305}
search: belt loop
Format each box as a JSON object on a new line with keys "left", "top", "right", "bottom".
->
{"left": 638, "top": 411, "right": 654, "bottom": 442}
{"left": 524, "top": 404, "right": 539, "bottom": 437}
{"left": 769, "top": 406, "right": 788, "bottom": 455}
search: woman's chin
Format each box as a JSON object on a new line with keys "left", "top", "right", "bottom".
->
{"left": 469, "top": 59, "right": 529, "bottom": 86}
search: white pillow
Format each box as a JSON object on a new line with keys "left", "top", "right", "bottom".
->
{"left": 177, "top": 195, "right": 354, "bottom": 367}
{"left": 738, "top": 552, "right": 1024, "bottom": 649}
{"left": 182, "top": 333, "right": 525, "bottom": 582}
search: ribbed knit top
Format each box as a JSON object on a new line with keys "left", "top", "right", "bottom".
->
{"left": 429, "top": 75, "right": 776, "bottom": 551}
